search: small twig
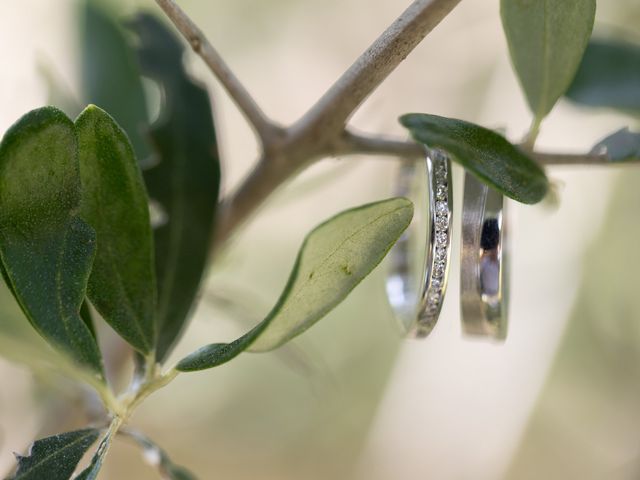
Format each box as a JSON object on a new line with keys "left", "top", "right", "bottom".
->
{"left": 531, "top": 152, "right": 622, "bottom": 165}
{"left": 153, "top": 0, "right": 280, "bottom": 146}
{"left": 333, "top": 130, "right": 424, "bottom": 159}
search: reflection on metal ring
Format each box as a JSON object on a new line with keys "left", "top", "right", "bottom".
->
{"left": 460, "top": 172, "right": 509, "bottom": 340}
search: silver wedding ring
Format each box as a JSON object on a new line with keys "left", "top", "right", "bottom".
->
{"left": 460, "top": 172, "right": 509, "bottom": 339}
{"left": 386, "top": 149, "right": 453, "bottom": 337}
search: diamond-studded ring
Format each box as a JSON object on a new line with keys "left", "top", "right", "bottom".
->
{"left": 460, "top": 171, "right": 509, "bottom": 339}
{"left": 385, "top": 148, "right": 453, "bottom": 338}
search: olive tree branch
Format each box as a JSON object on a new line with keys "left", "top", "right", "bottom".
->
{"left": 155, "top": 0, "right": 631, "bottom": 251}
{"left": 154, "top": 0, "right": 462, "bottom": 246}
{"left": 332, "top": 130, "right": 423, "bottom": 158}
{"left": 531, "top": 152, "right": 612, "bottom": 165}
{"left": 153, "top": 0, "right": 282, "bottom": 146}
{"left": 211, "top": 0, "right": 462, "bottom": 246}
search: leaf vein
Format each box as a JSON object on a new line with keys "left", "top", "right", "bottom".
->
{"left": 276, "top": 204, "right": 410, "bottom": 319}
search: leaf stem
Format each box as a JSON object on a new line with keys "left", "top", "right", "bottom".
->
{"left": 122, "top": 367, "right": 179, "bottom": 416}
{"left": 523, "top": 116, "right": 542, "bottom": 150}
{"left": 94, "top": 383, "right": 126, "bottom": 418}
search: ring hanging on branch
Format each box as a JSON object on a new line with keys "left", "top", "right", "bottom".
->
{"left": 386, "top": 149, "right": 453, "bottom": 338}
{"left": 460, "top": 172, "right": 510, "bottom": 339}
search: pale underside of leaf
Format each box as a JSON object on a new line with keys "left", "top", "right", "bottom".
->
{"left": 249, "top": 199, "right": 414, "bottom": 351}
{"left": 501, "top": 0, "right": 596, "bottom": 123}
{"left": 176, "top": 198, "right": 413, "bottom": 372}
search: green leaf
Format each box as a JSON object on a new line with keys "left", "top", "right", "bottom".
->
{"left": 0, "top": 277, "right": 91, "bottom": 381}
{"left": 165, "top": 465, "right": 198, "bottom": 480}
{"left": 80, "top": 0, "right": 151, "bottom": 162}
{"left": 74, "top": 429, "right": 114, "bottom": 480}
{"left": 123, "top": 430, "right": 197, "bottom": 480}
{"left": 501, "top": 0, "right": 596, "bottom": 123}
{"left": 9, "top": 429, "right": 100, "bottom": 480}
{"left": 130, "top": 14, "right": 221, "bottom": 362}
{"left": 76, "top": 105, "right": 156, "bottom": 355}
{"left": 74, "top": 458, "right": 102, "bottom": 480}
{"left": 0, "top": 107, "right": 103, "bottom": 375}
{"left": 0, "top": 274, "right": 112, "bottom": 393}
{"left": 566, "top": 38, "right": 640, "bottom": 113}
{"left": 590, "top": 127, "right": 640, "bottom": 162}
{"left": 176, "top": 198, "right": 413, "bottom": 372}
{"left": 400, "top": 113, "right": 549, "bottom": 204}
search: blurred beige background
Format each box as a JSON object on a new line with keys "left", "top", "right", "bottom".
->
{"left": 1, "top": 1, "right": 639, "bottom": 479}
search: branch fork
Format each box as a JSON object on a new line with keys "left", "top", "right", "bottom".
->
{"left": 154, "top": 0, "right": 621, "bottom": 249}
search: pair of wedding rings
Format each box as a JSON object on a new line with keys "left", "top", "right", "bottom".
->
{"left": 386, "top": 148, "right": 508, "bottom": 339}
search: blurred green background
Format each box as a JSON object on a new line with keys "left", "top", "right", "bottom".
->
{"left": 0, "top": 1, "right": 639, "bottom": 479}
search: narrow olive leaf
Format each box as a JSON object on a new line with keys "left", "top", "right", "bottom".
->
{"left": 74, "top": 457, "right": 102, "bottom": 480}
{"left": 400, "top": 113, "right": 549, "bottom": 204}
{"left": 566, "top": 38, "right": 640, "bottom": 113}
{"left": 80, "top": 0, "right": 151, "bottom": 162}
{"left": 74, "top": 429, "right": 115, "bottom": 480}
{"left": 0, "top": 107, "right": 103, "bottom": 375}
{"left": 177, "top": 198, "right": 413, "bottom": 372}
{"left": 589, "top": 127, "right": 640, "bottom": 162}
{"left": 76, "top": 105, "right": 156, "bottom": 354}
{"left": 123, "top": 429, "right": 197, "bottom": 480}
{"left": 9, "top": 429, "right": 100, "bottom": 480}
{"left": 501, "top": 0, "right": 596, "bottom": 122}
{"left": 130, "top": 14, "right": 221, "bottom": 362}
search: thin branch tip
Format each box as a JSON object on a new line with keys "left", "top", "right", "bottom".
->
{"left": 154, "top": 0, "right": 275, "bottom": 144}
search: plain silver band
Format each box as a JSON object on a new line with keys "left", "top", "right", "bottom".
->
{"left": 386, "top": 149, "right": 453, "bottom": 338}
{"left": 460, "top": 172, "right": 509, "bottom": 339}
